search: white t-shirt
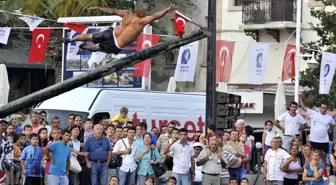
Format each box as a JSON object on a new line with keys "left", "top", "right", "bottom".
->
{"left": 307, "top": 109, "right": 336, "bottom": 143}
{"left": 265, "top": 130, "right": 276, "bottom": 146}
{"left": 264, "top": 148, "right": 290, "bottom": 181}
{"left": 277, "top": 112, "right": 306, "bottom": 136}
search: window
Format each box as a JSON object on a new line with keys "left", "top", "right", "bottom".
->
{"left": 234, "top": 0, "right": 243, "bottom": 6}
{"left": 92, "top": 112, "right": 110, "bottom": 125}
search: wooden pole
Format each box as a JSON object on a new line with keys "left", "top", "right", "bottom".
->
{"left": 0, "top": 29, "right": 209, "bottom": 118}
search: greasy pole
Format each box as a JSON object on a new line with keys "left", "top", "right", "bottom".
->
{"left": 0, "top": 29, "right": 210, "bottom": 118}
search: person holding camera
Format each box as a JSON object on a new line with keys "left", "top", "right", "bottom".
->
{"left": 112, "top": 126, "right": 140, "bottom": 185}
{"left": 83, "top": 124, "right": 112, "bottom": 185}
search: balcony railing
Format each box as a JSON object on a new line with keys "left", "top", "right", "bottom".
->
{"left": 242, "top": 0, "right": 297, "bottom": 25}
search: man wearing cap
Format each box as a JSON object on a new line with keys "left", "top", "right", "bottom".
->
{"left": 196, "top": 138, "right": 231, "bottom": 185}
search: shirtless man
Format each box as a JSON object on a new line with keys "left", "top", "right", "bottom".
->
{"left": 64, "top": 3, "right": 175, "bottom": 54}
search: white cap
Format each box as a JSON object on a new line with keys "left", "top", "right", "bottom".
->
{"left": 235, "top": 119, "right": 245, "bottom": 126}
{"left": 193, "top": 142, "right": 203, "bottom": 148}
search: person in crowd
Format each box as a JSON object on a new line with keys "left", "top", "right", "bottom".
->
{"left": 192, "top": 142, "right": 203, "bottom": 185}
{"left": 274, "top": 101, "right": 307, "bottom": 152}
{"left": 5, "top": 133, "right": 20, "bottom": 185}
{"left": 199, "top": 133, "right": 206, "bottom": 147}
{"left": 108, "top": 176, "right": 119, "bottom": 185}
{"left": 136, "top": 132, "right": 161, "bottom": 185}
{"left": 196, "top": 137, "right": 227, "bottom": 185}
{"left": 280, "top": 145, "right": 304, "bottom": 185}
{"left": 112, "top": 126, "right": 139, "bottom": 185}
{"left": 134, "top": 124, "right": 144, "bottom": 147}
{"left": 44, "top": 129, "right": 72, "bottom": 185}
{"left": 67, "top": 114, "right": 75, "bottom": 129}
{"left": 220, "top": 131, "right": 231, "bottom": 185}
{"left": 222, "top": 131, "right": 230, "bottom": 144}
{"left": 23, "top": 125, "right": 32, "bottom": 147}
{"left": 169, "top": 128, "right": 195, "bottom": 185}
{"left": 30, "top": 112, "right": 44, "bottom": 134}
{"left": 302, "top": 150, "right": 324, "bottom": 185}
{"left": 264, "top": 138, "right": 290, "bottom": 185}
{"left": 303, "top": 144, "right": 313, "bottom": 165}
{"left": 12, "top": 133, "right": 21, "bottom": 185}
{"left": 45, "top": 127, "right": 62, "bottom": 182}
{"left": 69, "top": 126, "right": 87, "bottom": 185}
{"left": 84, "top": 119, "right": 94, "bottom": 144}
{"left": 329, "top": 142, "right": 336, "bottom": 176}
{"left": 125, "top": 121, "right": 134, "bottom": 128}
{"left": 151, "top": 127, "right": 159, "bottom": 139}
{"left": 244, "top": 125, "right": 254, "bottom": 173}
{"left": 115, "top": 125, "right": 123, "bottom": 139}
{"left": 111, "top": 107, "right": 130, "bottom": 124}
{"left": 39, "top": 111, "right": 51, "bottom": 135}
{"left": 122, "top": 128, "right": 128, "bottom": 138}
{"left": 160, "top": 124, "right": 168, "bottom": 135}
{"left": 50, "top": 116, "right": 61, "bottom": 129}
{"left": 194, "top": 131, "right": 202, "bottom": 143}
{"left": 5, "top": 124, "right": 14, "bottom": 137}
{"left": 222, "top": 130, "right": 245, "bottom": 182}
{"left": 38, "top": 128, "right": 48, "bottom": 148}
{"left": 99, "top": 120, "right": 109, "bottom": 136}
{"left": 139, "top": 122, "right": 157, "bottom": 146}
{"left": 73, "top": 115, "right": 85, "bottom": 142}
{"left": 238, "top": 134, "right": 250, "bottom": 180}
{"left": 10, "top": 114, "right": 23, "bottom": 134}
{"left": 84, "top": 124, "right": 112, "bottom": 185}
{"left": 21, "top": 133, "right": 43, "bottom": 185}
{"left": 157, "top": 121, "right": 176, "bottom": 160}
{"left": 145, "top": 176, "right": 155, "bottom": 185}
{"left": 107, "top": 125, "right": 118, "bottom": 179}
{"left": 110, "top": 120, "right": 120, "bottom": 127}
{"left": 167, "top": 176, "right": 177, "bottom": 185}
{"left": 300, "top": 98, "right": 335, "bottom": 177}
{"left": 229, "top": 178, "right": 238, "bottom": 185}
{"left": 163, "top": 128, "right": 180, "bottom": 174}
{"left": 205, "top": 125, "right": 220, "bottom": 145}
{"left": 240, "top": 178, "right": 248, "bottom": 185}
{"left": 235, "top": 119, "right": 245, "bottom": 136}
{"left": 262, "top": 120, "right": 276, "bottom": 155}
{"left": 18, "top": 134, "right": 26, "bottom": 152}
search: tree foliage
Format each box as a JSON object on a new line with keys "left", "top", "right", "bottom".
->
{"left": 300, "top": 0, "right": 336, "bottom": 108}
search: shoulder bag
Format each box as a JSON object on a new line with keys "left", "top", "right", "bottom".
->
{"left": 151, "top": 149, "right": 165, "bottom": 177}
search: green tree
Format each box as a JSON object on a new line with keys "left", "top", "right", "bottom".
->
{"left": 300, "top": 0, "right": 336, "bottom": 108}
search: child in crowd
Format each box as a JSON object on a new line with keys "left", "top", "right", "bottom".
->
{"left": 262, "top": 120, "right": 276, "bottom": 154}
{"left": 18, "top": 134, "right": 26, "bottom": 152}
{"left": 5, "top": 133, "right": 21, "bottom": 185}
{"left": 111, "top": 107, "right": 130, "bottom": 124}
{"left": 84, "top": 119, "right": 94, "bottom": 143}
{"left": 240, "top": 178, "right": 248, "bottom": 185}
{"left": 12, "top": 133, "right": 22, "bottom": 185}
{"left": 21, "top": 133, "right": 43, "bottom": 185}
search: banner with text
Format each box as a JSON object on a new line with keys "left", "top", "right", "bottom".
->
{"left": 319, "top": 52, "right": 336, "bottom": 94}
{"left": 174, "top": 41, "right": 199, "bottom": 82}
{"left": 248, "top": 43, "right": 269, "bottom": 84}
{"left": 0, "top": 27, "right": 11, "bottom": 44}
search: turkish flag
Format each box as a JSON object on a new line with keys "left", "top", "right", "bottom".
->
{"left": 281, "top": 44, "right": 303, "bottom": 82}
{"left": 134, "top": 34, "right": 160, "bottom": 77}
{"left": 29, "top": 29, "right": 51, "bottom": 63}
{"left": 174, "top": 12, "right": 190, "bottom": 38}
{"left": 64, "top": 22, "right": 88, "bottom": 34}
{"left": 216, "top": 40, "right": 235, "bottom": 82}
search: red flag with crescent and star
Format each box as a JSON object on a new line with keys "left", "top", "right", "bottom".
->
{"left": 216, "top": 40, "right": 235, "bottom": 82}
{"left": 29, "top": 28, "right": 51, "bottom": 63}
{"left": 281, "top": 44, "right": 303, "bottom": 82}
{"left": 174, "top": 11, "right": 190, "bottom": 38}
{"left": 64, "top": 22, "right": 88, "bottom": 34}
{"left": 134, "top": 34, "right": 160, "bottom": 77}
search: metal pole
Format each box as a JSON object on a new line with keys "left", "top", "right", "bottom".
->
{"left": 206, "top": 0, "right": 217, "bottom": 132}
{"left": 0, "top": 29, "right": 209, "bottom": 118}
{"left": 294, "top": 0, "right": 302, "bottom": 103}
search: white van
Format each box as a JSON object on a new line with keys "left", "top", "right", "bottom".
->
{"left": 33, "top": 88, "right": 206, "bottom": 141}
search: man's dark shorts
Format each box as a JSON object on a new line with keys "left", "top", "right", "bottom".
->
{"left": 92, "top": 28, "right": 122, "bottom": 54}
{"left": 310, "top": 141, "right": 329, "bottom": 153}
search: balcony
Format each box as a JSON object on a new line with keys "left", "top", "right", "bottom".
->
{"left": 239, "top": 0, "right": 299, "bottom": 42}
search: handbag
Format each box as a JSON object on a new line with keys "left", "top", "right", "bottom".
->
{"left": 69, "top": 152, "right": 82, "bottom": 173}
{"left": 151, "top": 149, "right": 165, "bottom": 177}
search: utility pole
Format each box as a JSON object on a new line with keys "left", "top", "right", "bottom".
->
{"left": 205, "top": 0, "right": 217, "bottom": 132}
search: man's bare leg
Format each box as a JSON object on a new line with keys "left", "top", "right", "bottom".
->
{"left": 64, "top": 34, "right": 93, "bottom": 43}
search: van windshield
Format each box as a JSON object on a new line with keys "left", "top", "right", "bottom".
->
{"left": 25, "top": 109, "right": 89, "bottom": 129}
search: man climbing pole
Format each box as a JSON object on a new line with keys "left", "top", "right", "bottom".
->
{"left": 64, "top": 3, "right": 176, "bottom": 54}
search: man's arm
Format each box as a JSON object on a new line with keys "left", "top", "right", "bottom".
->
{"left": 43, "top": 147, "right": 52, "bottom": 161}
{"left": 299, "top": 96, "right": 308, "bottom": 112}
{"left": 91, "top": 7, "right": 128, "bottom": 17}
{"left": 66, "top": 159, "right": 70, "bottom": 175}
{"left": 274, "top": 119, "right": 284, "bottom": 132}
{"left": 140, "top": 6, "right": 174, "bottom": 25}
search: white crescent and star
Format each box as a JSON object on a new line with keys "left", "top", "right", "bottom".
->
{"left": 36, "top": 34, "right": 45, "bottom": 49}
{"left": 176, "top": 17, "right": 186, "bottom": 26}
{"left": 142, "top": 40, "right": 152, "bottom": 49}
{"left": 219, "top": 46, "right": 230, "bottom": 66}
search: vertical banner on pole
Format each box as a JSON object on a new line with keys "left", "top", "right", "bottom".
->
{"left": 248, "top": 43, "right": 270, "bottom": 84}
{"left": 174, "top": 41, "right": 199, "bottom": 81}
{"left": 216, "top": 40, "right": 235, "bottom": 83}
{"left": 319, "top": 52, "right": 336, "bottom": 94}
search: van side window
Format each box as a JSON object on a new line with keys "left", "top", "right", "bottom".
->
{"left": 92, "top": 112, "right": 110, "bottom": 125}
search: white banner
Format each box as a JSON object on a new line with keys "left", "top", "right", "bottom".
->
{"left": 0, "top": 27, "right": 11, "bottom": 44}
{"left": 319, "top": 52, "right": 336, "bottom": 94}
{"left": 174, "top": 41, "right": 199, "bottom": 82}
{"left": 18, "top": 16, "right": 44, "bottom": 31}
{"left": 248, "top": 43, "right": 270, "bottom": 84}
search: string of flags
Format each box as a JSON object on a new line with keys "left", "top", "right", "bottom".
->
{"left": 0, "top": 10, "right": 335, "bottom": 95}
